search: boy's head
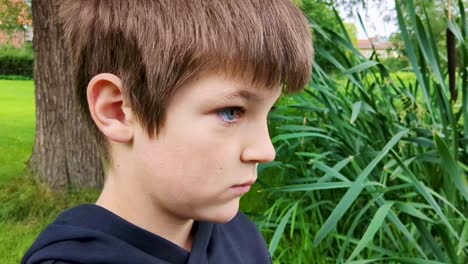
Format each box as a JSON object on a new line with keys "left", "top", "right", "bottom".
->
{"left": 59, "top": 0, "right": 313, "bottom": 222}
{"left": 60, "top": 0, "right": 313, "bottom": 161}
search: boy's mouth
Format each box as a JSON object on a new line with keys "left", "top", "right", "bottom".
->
{"left": 231, "top": 179, "right": 256, "bottom": 194}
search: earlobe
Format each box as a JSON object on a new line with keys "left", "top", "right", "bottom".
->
{"left": 87, "top": 73, "right": 134, "bottom": 143}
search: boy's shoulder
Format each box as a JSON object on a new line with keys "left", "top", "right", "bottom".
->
{"left": 21, "top": 204, "right": 271, "bottom": 264}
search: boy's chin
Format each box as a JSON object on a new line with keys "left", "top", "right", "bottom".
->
{"left": 195, "top": 199, "right": 240, "bottom": 224}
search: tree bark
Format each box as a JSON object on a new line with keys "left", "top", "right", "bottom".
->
{"left": 29, "top": 0, "right": 104, "bottom": 190}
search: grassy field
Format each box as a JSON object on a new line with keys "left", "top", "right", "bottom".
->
{"left": 0, "top": 80, "right": 99, "bottom": 263}
{"left": 0, "top": 80, "right": 35, "bottom": 184}
{"left": 0, "top": 80, "right": 38, "bottom": 263}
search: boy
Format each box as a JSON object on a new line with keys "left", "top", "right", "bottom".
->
{"left": 22, "top": 0, "right": 313, "bottom": 263}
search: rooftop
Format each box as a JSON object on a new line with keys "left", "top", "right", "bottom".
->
{"left": 357, "top": 39, "right": 392, "bottom": 50}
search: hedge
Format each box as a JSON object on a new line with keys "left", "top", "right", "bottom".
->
{"left": 0, "top": 46, "right": 34, "bottom": 77}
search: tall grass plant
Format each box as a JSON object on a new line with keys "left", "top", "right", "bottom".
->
{"left": 259, "top": 0, "right": 468, "bottom": 263}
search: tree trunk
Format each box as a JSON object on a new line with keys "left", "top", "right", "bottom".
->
{"left": 29, "top": 0, "right": 104, "bottom": 190}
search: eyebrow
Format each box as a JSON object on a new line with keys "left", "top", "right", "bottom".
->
{"left": 221, "top": 90, "right": 262, "bottom": 102}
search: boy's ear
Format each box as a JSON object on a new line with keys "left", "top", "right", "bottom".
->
{"left": 87, "top": 73, "right": 134, "bottom": 143}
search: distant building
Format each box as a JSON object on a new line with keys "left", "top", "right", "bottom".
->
{"left": 0, "top": 29, "right": 32, "bottom": 48}
{"left": 357, "top": 39, "right": 395, "bottom": 58}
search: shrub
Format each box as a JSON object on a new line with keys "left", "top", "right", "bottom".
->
{"left": 381, "top": 57, "right": 410, "bottom": 71}
{"left": 0, "top": 75, "right": 32, "bottom": 80}
{"left": 0, "top": 45, "right": 33, "bottom": 77}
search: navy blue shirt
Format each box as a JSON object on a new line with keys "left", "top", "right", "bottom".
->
{"left": 21, "top": 204, "right": 271, "bottom": 264}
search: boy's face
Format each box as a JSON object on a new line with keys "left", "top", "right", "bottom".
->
{"left": 130, "top": 74, "right": 280, "bottom": 223}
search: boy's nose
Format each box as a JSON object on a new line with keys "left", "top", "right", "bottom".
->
{"left": 240, "top": 123, "right": 276, "bottom": 164}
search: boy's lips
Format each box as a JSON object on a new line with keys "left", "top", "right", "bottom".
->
{"left": 233, "top": 179, "right": 256, "bottom": 187}
{"left": 231, "top": 179, "right": 256, "bottom": 194}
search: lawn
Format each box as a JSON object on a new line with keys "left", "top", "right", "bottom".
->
{"left": 0, "top": 80, "right": 96, "bottom": 263}
{"left": 0, "top": 80, "right": 35, "bottom": 184}
{"left": 0, "top": 175, "right": 101, "bottom": 263}
{"left": 0, "top": 80, "right": 38, "bottom": 263}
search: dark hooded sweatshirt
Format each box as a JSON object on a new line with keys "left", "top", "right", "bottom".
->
{"left": 21, "top": 204, "right": 271, "bottom": 264}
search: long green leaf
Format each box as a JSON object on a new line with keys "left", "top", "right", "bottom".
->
{"left": 395, "top": 202, "right": 434, "bottom": 223}
{"left": 272, "top": 181, "right": 383, "bottom": 192}
{"left": 350, "top": 101, "right": 362, "bottom": 124}
{"left": 458, "top": 221, "right": 468, "bottom": 256}
{"left": 276, "top": 125, "right": 325, "bottom": 133}
{"left": 268, "top": 203, "right": 298, "bottom": 256}
{"left": 434, "top": 132, "right": 468, "bottom": 202}
{"left": 313, "top": 130, "right": 408, "bottom": 246}
{"left": 395, "top": 0, "right": 435, "bottom": 124}
{"left": 349, "top": 258, "right": 446, "bottom": 264}
{"left": 391, "top": 151, "right": 459, "bottom": 239}
{"left": 341, "top": 61, "right": 379, "bottom": 75}
{"left": 448, "top": 20, "right": 465, "bottom": 45}
{"left": 271, "top": 132, "right": 337, "bottom": 144}
{"left": 413, "top": 218, "right": 446, "bottom": 261}
{"left": 346, "top": 202, "right": 394, "bottom": 262}
{"left": 317, "top": 157, "right": 352, "bottom": 183}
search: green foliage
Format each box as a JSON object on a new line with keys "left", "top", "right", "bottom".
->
{"left": 344, "top": 23, "right": 358, "bottom": 46}
{"left": 380, "top": 57, "right": 410, "bottom": 72}
{"left": 0, "top": 74, "right": 32, "bottom": 80}
{"left": 297, "top": 0, "right": 345, "bottom": 72}
{"left": 0, "top": 0, "right": 32, "bottom": 32}
{"left": 258, "top": 0, "right": 468, "bottom": 262}
{"left": 390, "top": 0, "right": 468, "bottom": 69}
{"left": 0, "top": 45, "right": 33, "bottom": 77}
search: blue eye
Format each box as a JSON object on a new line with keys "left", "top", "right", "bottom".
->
{"left": 217, "top": 107, "right": 245, "bottom": 123}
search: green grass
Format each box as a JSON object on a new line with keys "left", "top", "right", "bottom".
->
{"left": 0, "top": 80, "right": 35, "bottom": 184}
{"left": 0, "top": 80, "right": 39, "bottom": 263}
{"left": 0, "top": 221, "right": 45, "bottom": 263}
{"left": 0, "top": 177, "right": 100, "bottom": 263}
{"left": 0, "top": 80, "right": 36, "bottom": 263}
{"left": 0, "top": 80, "right": 100, "bottom": 263}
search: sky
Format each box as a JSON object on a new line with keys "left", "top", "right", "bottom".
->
{"left": 338, "top": 0, "right": 399, "bottom": 40}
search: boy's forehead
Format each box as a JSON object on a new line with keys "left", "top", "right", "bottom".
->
{"left": 190, "top": 75, "right": 282, "bottom": 103}
{"left": 218, "top": 87, "right": 282, "bottom": 103}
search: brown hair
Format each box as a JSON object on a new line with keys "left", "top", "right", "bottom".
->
{"left": 59, "top": 0, "right": 313, "bottom": 162}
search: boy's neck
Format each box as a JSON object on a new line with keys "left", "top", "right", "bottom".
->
{"left": 95, "top": 171, "right": 194, "bottom": 252}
